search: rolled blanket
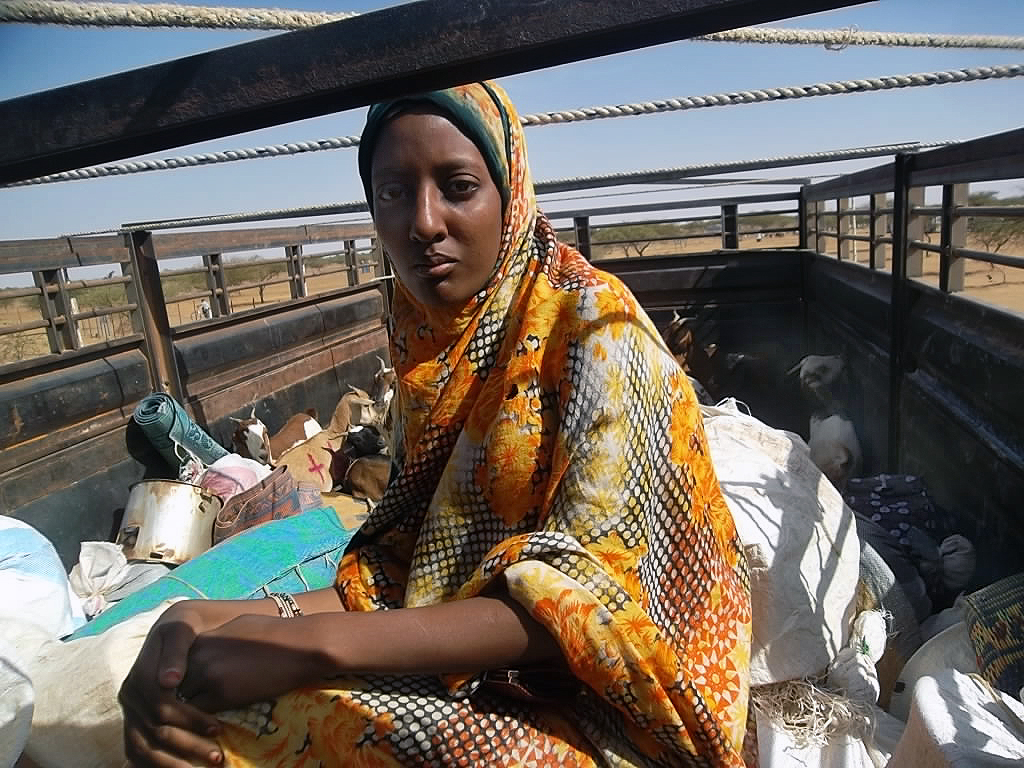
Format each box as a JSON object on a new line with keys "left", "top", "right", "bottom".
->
{"left": 132, "top": 392, "right": 227, "bottom": 469}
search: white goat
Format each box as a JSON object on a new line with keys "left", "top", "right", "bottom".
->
{"left": 808, "top": 413, "right": 862, "bottom": 493}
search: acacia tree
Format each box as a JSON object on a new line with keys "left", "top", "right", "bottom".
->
{"left": 968, "top": 191, "right": 1024, "bottom": 254}
{"left": 591, "top": 223, "right": 686, "bottom": 258}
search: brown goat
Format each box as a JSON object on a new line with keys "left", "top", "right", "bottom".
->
{"left": 344, "top": 454, "right": 391, "bottom": 501}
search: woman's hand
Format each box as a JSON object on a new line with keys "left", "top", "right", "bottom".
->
{"left": 177, "top": 614, "right": 326, "bottom": 713}
{"left": 119, "top": 600, "right": 240, "bottom": 768}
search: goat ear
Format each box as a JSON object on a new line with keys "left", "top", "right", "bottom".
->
{"left": 230, "top": 416, "right": 242, "bottom": 423}
{"left": 786, "top": 360, "right": 804, "bottom": 376}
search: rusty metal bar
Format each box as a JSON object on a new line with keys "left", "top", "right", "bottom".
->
{"left": 0, "top": 286, "right": 43, "bottom": 301}
{"left": 905, "top": 187, "right": 926, "bottom": 278}
{"left": 287, "top": 244, "right": 307, "bottom": 299}
{"left": 837, "top": 198, "right": 852, "bottom": 261}
{"left": 0, "top": 318, "right": 50, "bottom": 335}
{"left": 71, "top": 303, "right": 138, "bottom": 321}
{"left": 0, "top": 0, "right": 861, "bottom": 185}
{"left": 129, "top": 231, "right": 184, "bottom": 400}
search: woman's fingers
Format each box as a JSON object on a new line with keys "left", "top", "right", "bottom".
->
{"left": 155, "top": 610, "right": 200, "bottom": 689}
{"left": 124, "top": 714, "right": 223, "bottom": 768}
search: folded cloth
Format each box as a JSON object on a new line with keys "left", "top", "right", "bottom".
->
{"left": 69, "top": 506, "right": 356, "bottom": 640}
{"left": 132, "top": 392, "right": 228, "bottom": 470}
{"left": 212, "top": 465, "right": 321, "bottom": 545}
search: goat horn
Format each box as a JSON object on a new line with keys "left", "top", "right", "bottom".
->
{"left": 376, "top": 355, "right": 388, "bottom": 372}
{"left": 249, "top": 406, "right": 256, "bottom": 418}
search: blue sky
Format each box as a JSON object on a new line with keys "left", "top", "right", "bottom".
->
{"left": 0, "top": 0, "right": 1022, "bottom": 255}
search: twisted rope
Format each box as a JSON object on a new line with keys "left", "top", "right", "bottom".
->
{"left": 697, "top": 26, "right": 1024, "bottom": 50}
{"left": 0, "top": 0, "right": 355, "bottom": 29}
{"left": 517, "top": 64, "right": 1024, "bottom": 126}
{"left": 6, "top": 64, "right": 1013, "bottom": 188}
{"left": 3, "top": 0, "right": 1024, "bottom": 53}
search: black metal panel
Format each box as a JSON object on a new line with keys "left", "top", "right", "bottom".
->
{"left": 0, "top": 350, "right": 150, "bottom": 449}
{"left": 174, "top": 290, "right": 382, "bottom": 382}
{"left": 0, "top": 0, "right": 862, "bottom": 184}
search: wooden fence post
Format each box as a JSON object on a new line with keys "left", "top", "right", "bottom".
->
{"left": 837, "top": 197, "right": 852, "bottom": 261}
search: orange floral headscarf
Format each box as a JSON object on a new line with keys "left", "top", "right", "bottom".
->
{"left": 343, "top": 81, "right": 752, "bottom": 766}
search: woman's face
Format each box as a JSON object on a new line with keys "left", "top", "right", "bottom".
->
{"left": 370, "top": 109, "right": 503, "bottom": 308}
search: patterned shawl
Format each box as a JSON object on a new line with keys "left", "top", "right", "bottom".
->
{"left": 340, "top": 81, "right": 751, "bottom": 766}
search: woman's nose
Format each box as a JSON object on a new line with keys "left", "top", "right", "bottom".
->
{"left": 410, "top": 186, "right": 446, "bottom": 243}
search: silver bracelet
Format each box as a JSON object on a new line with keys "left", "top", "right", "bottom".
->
{"left": 268, "top": 592, "right": 303, "bottom": 618}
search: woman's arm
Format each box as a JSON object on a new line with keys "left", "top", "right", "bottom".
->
{"left": 121, "top": 585, "right": 559, "bottom": 768}
{"left": 177, "top": 587, "right": 560, "bottom": 711}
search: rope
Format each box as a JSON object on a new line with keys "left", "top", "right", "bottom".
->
{"left": 517, "top": 64, "right": 1024, "bottom": 126}
{"left": 60, "top": 140, "right": 955, "bottom": 237}
{"left": 3, "top": 1, "right": 1023, "bottom": 52}
{"left": 697, "top": 26, "right": 1024, "bottom": 50}
{"left": 7, "top": 64, "right": 1010, "bottom": 189}
{"left": 0, "top": 0, "right": 355, "bottom": 29}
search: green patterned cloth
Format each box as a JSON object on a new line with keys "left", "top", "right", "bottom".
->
{"left": 132, "top": 392, "right": 228, "bottom": 469}
{"left": 961, "top": 572, "right": 1024, "bottom": 696}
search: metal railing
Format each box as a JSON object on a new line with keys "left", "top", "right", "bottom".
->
{"left": 0, "top": 221, "right": 383, "bottom": 390}
{"left": 801, "top": 125, "right": 1024, "bottom": 468}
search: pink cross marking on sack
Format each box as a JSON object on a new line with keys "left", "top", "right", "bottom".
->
{"left": 307, "top": 452, "right": 327, "bottom": 483}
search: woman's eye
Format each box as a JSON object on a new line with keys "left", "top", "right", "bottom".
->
{"left": 447, "top": 179, "right": 478, "bottom": 198}
{"left": 376, "top": 185, "right": 404, "bottom": 202}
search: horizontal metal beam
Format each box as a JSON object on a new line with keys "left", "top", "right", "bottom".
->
{"left": 545, "top": 192, "right": 798, "bottom": 221}
{"left": 803, "top": 162, "right": 894, "bottom": 201}
{"left": 0, "top": 0, "right": 863, "bottom": 185}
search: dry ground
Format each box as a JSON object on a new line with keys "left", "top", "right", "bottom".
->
{"left": 2, "top": 238, "right": 1021, "bottom": 366}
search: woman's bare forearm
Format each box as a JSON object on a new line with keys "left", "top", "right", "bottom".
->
{"left": 308, "top": 592, "right": 560, "bottom": 677}
{"left": 182, "top": 586, "right": 560, "bottom": 679}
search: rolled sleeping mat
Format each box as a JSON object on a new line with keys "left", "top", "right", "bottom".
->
{"left": 132, "top": 392, "right": 228, "bottom": 469}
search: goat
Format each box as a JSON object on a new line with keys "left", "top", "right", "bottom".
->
{"left": 662, "top": 311, "right": 719, "bottom": 395}
{"left": 371, "top": 356, "right": 397, "bottom": 414}
{"left": 344, "top": 424, "right": 388, "bottom": 458}
{"left": 275, "top": 430, "right": 345, "bottom": 493}
{"left": 327, "top": 386, "right": 378, "bottom": 437}
{"left": 808, "top": 413, "right": 862, "bottom": 493}
{"left": 344, "top": 454, "right": 391, "bottom": 501}
{"left": 231, "top": 407, "right": 321, "bottom": 465}
{"left": 269, "top": 409, "right": 322, "bottom": 463}
{"left": 230, "top": 407, "right": 271, "bottom": 464}
{"left": 789, "top": 354, "right": 845, "bottom": 410}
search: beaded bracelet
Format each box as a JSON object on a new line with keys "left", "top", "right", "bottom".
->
{"left": 268, "top": 592, "right": 303, "bottom": 618}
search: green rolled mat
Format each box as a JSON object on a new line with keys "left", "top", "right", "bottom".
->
{"left": 132, "top": 392, "right": 228, "bottom": 469}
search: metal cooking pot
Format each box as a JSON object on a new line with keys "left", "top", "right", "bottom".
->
{"left": 118, "top": 480, "right": 223, "bottom": 565}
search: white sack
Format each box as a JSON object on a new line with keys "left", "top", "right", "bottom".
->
{"left": 888, "top": 668, "right": 1024, "bottom": 767}
{"left": 16, "top": 599, "right": 181, "bottom": 768}
{"left": 69, "top": 541, "right": 130, "bottom": 618}
{"left": 701, "top": 401, "right": 860, "bottom": 685}
{"left": 0, "top": 647, "right": 33, "bottom": 768}
{"left": 0, "top": 518, "right": 85, "bottom": 639}
{"left": 755, "top": 706, "right": 903, "bottom": 768}
{"left": 889, "top": 621, "right": 978, "bottom": 722}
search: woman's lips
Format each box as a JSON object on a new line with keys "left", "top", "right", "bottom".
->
{"left": 414, "top": 260, "right": 456, "bottom": 279}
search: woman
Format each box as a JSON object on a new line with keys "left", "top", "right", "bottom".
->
{"left": 120, "top": 81, "right": 752, "bottom": 767}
